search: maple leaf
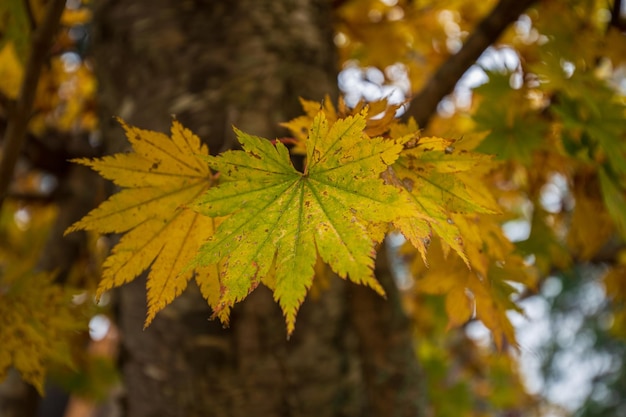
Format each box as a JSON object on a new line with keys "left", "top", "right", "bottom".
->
{"left": 282, "top": 96, "right": 402, "bottom": 154}
{"left": 473, "top": 72, "right": 549, "bottom": 164}
{"left": 393, "top": 134, "right": 500, "bottom": 264}
{"left": 191, "top": 111, "right": 411, "bottom": 335}
{"left": 65, "top": 120, "right": 222, "bottom": 326}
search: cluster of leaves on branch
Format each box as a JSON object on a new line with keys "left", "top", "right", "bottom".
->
{"left": 333, "top": 0, "right": 626, "bottom": 413}
{"left": 335, "top": 0, "right": 496, "bottom": 94}
{"left": 0, "top": 0, "right": 99, "bottom": 396}
{"left": 0, "top": 204, "right": 87, "bottom": 394}
{"left": 0, "top": 0, "right": 96, "bottom": 133}
{"left": 67, "top": 101, "right": 526, "bottom": 343}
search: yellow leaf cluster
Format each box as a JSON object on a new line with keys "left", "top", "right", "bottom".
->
{"left": 29, "top": 56, "right": 98, "bottom": 135}
{"left": 0, "top": 266, "right": 84, "bottom": 394}
{"left": 410, "top": 224, "right": 534, "bottom": 349}
{"left": 335, "top": 0, "right": 499, "bottom": 94}
{"left": 0, "top": 203, "right": 84, "bottom": 393}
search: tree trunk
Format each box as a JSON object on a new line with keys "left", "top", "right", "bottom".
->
{"left": 92, "top": 1, "right": 424, "bottom": 416}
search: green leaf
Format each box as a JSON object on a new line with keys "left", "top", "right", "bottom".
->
{"left": 472, "top": 72, "right": 548, "bottom": 163}
{"left": 516, "top": 208, "right": 571, "bottom": 274}
{"left": 475, "top": 113, "right": 548, "bottom": 164}
{"left": 191, "top": 111, "right": 411, "bottom": 334}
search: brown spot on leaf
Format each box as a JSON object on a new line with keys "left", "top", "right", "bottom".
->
{"left": 402, "top": 177, "right": 414, "bottom": 192}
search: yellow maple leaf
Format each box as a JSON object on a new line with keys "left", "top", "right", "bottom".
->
{"left": 66, "top": 120, "right": 221, "bottom": 326}
{"left": 281, "top": 96, "right": 402, "bottom": 154}
{"left": 393, "top": 135, "right": 500, "bottom": 264}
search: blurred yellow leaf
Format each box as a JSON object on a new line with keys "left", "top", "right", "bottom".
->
{"left": 445, "top": 286, "right": 473, "bottom": 329}
{"left": 61, "top": 8, "right": 92, "bottom": 26}
{"left": 0, "top": 42, "right": 23, "bottom": 99}
{"left": 567, "top": 171, "right": 614, "bottom": 260}
{"left": 411, "top": 235, "right": 526, "bottom": 349}
{"left": 0, "top": 266, "right": 84, "bottom": 394}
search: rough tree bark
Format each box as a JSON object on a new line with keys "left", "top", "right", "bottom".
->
{"left": 92, "top": 1, "right": 424, "bottom": 416}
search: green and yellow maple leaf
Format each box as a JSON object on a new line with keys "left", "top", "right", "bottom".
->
{"left": 191, "top": 111, "right": 412, "bottom": 334}
{"left": 66, "top": 120, "right": 222, "bottom": 326}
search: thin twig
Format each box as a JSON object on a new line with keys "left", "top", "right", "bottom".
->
{"left": 0, "top": 0, "right": 66, "bottom": 210}
{"left": 405, "top": 0, "right": 537, "bottom": 128}
{"left": 610, "top": 0, "right": 625, "bottom": 31}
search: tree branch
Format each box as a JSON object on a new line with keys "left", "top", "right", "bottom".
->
{"left": 0, "top": 0, "right": 66, "bottom": 210}
{"left": 405, "top": 0, "right": 537, "bottom": 128}
{"left": 0, "top": 117, "right": 100, "bottom": 177}
{"left": 610, "top": 0, "right": 626, "bottom": 31}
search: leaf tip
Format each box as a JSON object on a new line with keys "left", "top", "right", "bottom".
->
{"left": 284, "top": 306, "right": 300, "bottom": 340}
{"left": 143, "top": 313, "right": 155, "bottom": 330}
{"left": 286, "top": 320, "right": 296, "bottom": 340}
{"left": 114, "top": 115, "right": 127, "bottom": 126}
{"left": 63, "top": 224, "right": 78, "bottom": 236}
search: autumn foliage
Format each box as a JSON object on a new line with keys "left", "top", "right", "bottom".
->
{"left": 1, "top": 0, "right": 626, "bottom": 415}
{"left": 62, "top": 101, "right": 532, "bottom": 351}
